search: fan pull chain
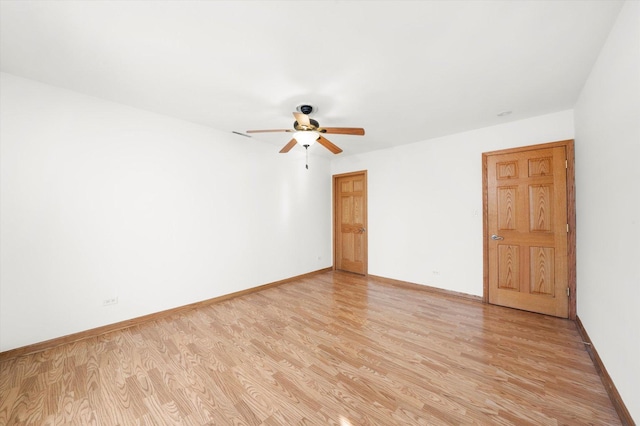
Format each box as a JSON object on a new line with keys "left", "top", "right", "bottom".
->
{"left": 304, "top": 145, "right": 309, "bottom": 169}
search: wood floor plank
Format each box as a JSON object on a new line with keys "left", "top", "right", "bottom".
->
{"left": 0, "top": 271, "right": 622, "bottom": 425}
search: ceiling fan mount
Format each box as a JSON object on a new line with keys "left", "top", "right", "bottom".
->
{"left": 246, "top": 109, "right": 365, "bottom": 155}
{"left": 295, "top": 104, "right": 316, "bottom": 115}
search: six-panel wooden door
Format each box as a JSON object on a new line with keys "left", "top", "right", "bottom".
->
{"left": 485, "top": 145, "right": 570, "bottom": 318}
{"left": 334, "top": 171, "right": 367, "bottom": 275}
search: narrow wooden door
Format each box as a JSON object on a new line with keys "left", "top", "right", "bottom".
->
{"left": 334, "top": 171, "right": 367, "bottom": 275}
{"left": 484, "top": 142, "right": 573, "bottom": 318}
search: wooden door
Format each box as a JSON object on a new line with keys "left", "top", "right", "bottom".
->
{"left": 484, "top": 141, "right": 575, "bottom": 318}
{"left": 334, "top": 171, "right": 367, "bottom": 275}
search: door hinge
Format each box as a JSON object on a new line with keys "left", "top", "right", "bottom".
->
{"left": 567, "top": 287, "right": 570, "bottom": 297}
{"left": 567, "top": 224, "right": 569, "bottom": 233}
{"left": 565, "top": 160, "right": 568, "bottom": 169}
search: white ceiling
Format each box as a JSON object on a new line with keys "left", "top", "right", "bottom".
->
{"left": 0, "top": 1, "right": 624, "bottom": 156}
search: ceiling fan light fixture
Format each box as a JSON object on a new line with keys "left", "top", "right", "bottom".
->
{"left": 294, "top": 131, "right": 319, "bottom": 146}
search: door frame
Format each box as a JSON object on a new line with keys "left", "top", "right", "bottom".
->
{"left": 333, "top": 170, "right": 368, "bottom": 275}
{"left": 482, "top": 140, "right": 576, "bottom": 319}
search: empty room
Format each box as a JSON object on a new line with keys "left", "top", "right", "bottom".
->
{"left": 1, "top": 1, "right": 638, "bottom": 425}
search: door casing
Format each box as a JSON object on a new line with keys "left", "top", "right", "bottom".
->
{"left": 482, "top": 140, "right": 576, "bottom": 319}
{"left": 333, "top": 170, "right": 368, "bottom": 275}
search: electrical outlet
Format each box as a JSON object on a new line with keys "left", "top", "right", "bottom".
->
{"left": 102, "top": 297, "right": 118, "bottom": 306}
{"left": 432, "top": 270, "right": 440, "bottom": 275}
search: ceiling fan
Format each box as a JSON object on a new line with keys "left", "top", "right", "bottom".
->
{"left": 246, "top": 105, "right": 365, "bottom": 155}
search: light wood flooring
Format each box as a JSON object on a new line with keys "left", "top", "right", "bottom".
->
{"left": 0, "top": 271, "right": 621, "bottom": 425}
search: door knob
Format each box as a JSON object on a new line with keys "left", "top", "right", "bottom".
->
{"left": 491, "top": 234, "right": 504, "bottom": 241}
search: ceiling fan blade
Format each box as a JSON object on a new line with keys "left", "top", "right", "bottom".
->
{"left": 317, "top": 135, "right": 343, "bottom": 154}
{"left": 279, "top": 138, "right": 298, "bottom": 153}
{"left": 246, "top": 129, "right": 292, "bottom": 133}
{"left": 320, "top": 127, "right": 365, "bottom": 136}
{"left": 293, "top": 112, "right": 311, "bottom": 127}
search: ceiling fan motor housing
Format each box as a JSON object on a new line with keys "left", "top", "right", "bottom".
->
{"left": 294, "top": 118, "right": 320, "bottom": 130}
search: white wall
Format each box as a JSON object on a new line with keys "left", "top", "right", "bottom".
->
{"left": 574, "top": 1, "right": 640, "bottom": 421}
{"left": 0, "top": 73, "right": 333, "bottom": 352}
{"left": 331, "top": 110, "right": 574, "bottom": 295}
